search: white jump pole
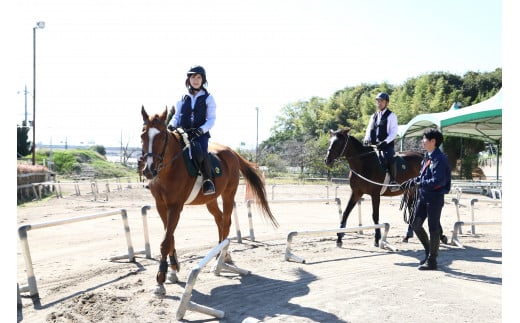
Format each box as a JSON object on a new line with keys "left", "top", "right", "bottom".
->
{"left": 242, "top": 197, "right": 343, "bottom": 244}
{"left": 176, "top": 239, "right": 250, "bottom": 320}
{"left": 18, "top": 209, "right": 135, "bottom": 297}
{"left": 285, "top": 223, "right": 396, "bottom": 263}
{"left": 450, "top": 221, "right": 502, "bottom": 248}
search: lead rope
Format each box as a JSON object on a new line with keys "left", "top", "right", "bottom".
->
{"left": 399, "top": 180, "right": 419, "bottom": 224}
{"left": 339, "top": 136, "right": 399, "bottom": 189}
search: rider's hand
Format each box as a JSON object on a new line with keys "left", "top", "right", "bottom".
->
{"left": 363, "top": 140, "right": 370, "bottom": 146}
{"left": 377, "top": 141, "right": 388, "bottom": 149}
{"left": 188, "top": 128, "right": 204, "bottom": 139}
{"left": 167, "top": 125, "right": 176, "bottom": 131}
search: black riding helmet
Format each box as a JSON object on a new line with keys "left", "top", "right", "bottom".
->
{"left": 187, "top": 65, "right": 206, "bottom": 77}
{"left": 375, "top": 92, "right": 390, "bottom": 102}
{"left": 185, "top": 65, "right": 208, "bottom": 92}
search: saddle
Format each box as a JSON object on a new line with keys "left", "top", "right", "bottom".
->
{"left": 377, "top": 151, "right": 407, "bottom": 173}
{"left": 182, "top": 140, "right": 222, "bottom": 178}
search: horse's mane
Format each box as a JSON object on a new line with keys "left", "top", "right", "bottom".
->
{"left": 336, "top": 128, "right": 371, "bottom": 153}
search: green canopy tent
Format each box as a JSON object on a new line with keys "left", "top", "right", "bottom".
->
{"left": 397, "top": 89, "right": 502, "bottom": 180}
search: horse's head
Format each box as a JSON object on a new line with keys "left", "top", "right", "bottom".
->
{"left": 324, "top": 128, "right": 351, "bottom": 167}
{"left": 140, "top": 106, "right": 169, "bottom": 179}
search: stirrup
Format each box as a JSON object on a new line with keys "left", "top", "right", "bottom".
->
{"left": 202, "top": 179, "right": 215, "bottom": 195}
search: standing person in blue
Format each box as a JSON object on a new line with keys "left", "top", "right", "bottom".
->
{"left": 403, "top": 128, "right": 451, "bottom": 270}
{"left": 364, "top": 92, "right": 400, "bottom": 192}
{"left": 168, "top": 65, "right": 216, "bottom": 195}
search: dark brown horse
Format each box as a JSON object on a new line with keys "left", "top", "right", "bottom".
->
{"left": 324, "top": 128, "right": 423, "bottom": 247}
{"left": 140, "top": 106, "right": 278, "bottom": 295}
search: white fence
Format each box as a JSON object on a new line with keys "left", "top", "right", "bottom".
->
{"left": 18, "top": 209, "right": 137, "bottom": 297}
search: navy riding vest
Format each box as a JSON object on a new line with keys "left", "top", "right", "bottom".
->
{"left": 369, "top": 109, "right": 394, "bottom": 145}
{"left": 179, "top": 92, "right": 211, "bottom": 137}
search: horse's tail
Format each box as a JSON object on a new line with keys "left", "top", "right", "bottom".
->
{"left": 235, "top": 153, "right": 279, "bottom": 228}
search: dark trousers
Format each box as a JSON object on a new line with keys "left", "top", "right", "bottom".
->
{"left": 412, "top": 192, "right": 444, "bottom": 234}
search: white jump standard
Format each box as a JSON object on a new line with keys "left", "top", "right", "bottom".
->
{"left": 285, "top": 223, "right": 396, "bottom": 263}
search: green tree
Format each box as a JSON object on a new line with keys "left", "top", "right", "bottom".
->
{"left": 17, "top": 126, "right": 31, "bottom": 158}
{"left": 90, "top": 145, "right": 106, "bottom": 156}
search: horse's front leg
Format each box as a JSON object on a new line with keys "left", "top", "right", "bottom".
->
{"left": 337, "top": 191, "right": 362, "bottom": 248}
{"left": 371, "top": 196, "right": 381, "bottom": 247}
{"left": 154, "top": 205, "right": 181, "bottom": 296}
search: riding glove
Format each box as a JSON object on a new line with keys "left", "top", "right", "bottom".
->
{"left": 377, "top": 141, "right": 388, "bottom": 149}
{"left": 188, "top": 128, "right": 204, "bottom": 139}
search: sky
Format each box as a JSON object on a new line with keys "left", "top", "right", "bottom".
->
{"left": 4, "top": 0, "right": 506, "bottom": 150}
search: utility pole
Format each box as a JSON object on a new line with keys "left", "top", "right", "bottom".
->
{"left": 32, "top": 21, "right": 45, "bottom": 165}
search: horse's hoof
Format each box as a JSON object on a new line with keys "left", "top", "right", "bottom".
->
{"left": 336, "top": 241, "right": 343, "bottom": 248}
{"left": 167, "top": 271, "right": 178, "bottom": 283}
{"left": 153, "top": 284, "right": 166, "bottom": 296}
{"left": 374, "top": 241, "right": 380, "bottom": 247}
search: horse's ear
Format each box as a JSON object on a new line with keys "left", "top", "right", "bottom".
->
{"left": 141, "top": 105, "right": 149, "bottom": 123}
{"left": 160, "top": 107, "right": 168, "bottom": 122}
{"left": 342, "top": 127, "right": 351, "bottom": 134}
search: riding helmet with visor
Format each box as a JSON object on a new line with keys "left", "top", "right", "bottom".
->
{"left": 375, "top": 92, "right": 390, "bottom": 102}
{"left": 185, "top": 65, "right": 208, "bottom": 91}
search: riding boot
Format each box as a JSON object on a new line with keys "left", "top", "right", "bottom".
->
{"left": 389, "top": 161, "right": 399, "bottom": 192}
{"left": 419, "top": 232, "right": 440, "bottom": 270}
{"left": 414, "top": 227, "right": 430, "bottom": 265}
{"left": 402, "top": 224, "right": 414, "bottom": 242}
{"left": 201, "top": 153, "right": 215, "bottom": 195}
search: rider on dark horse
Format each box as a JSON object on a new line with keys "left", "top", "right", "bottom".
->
{"left": 364, "top": 92, "right": 399, "bottom": 192}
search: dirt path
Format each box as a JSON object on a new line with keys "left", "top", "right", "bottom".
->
{"left": 16, "top": 184, "right": 502, "bottom": 322}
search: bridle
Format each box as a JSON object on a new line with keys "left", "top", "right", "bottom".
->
{"left": 143, "top": 128, "right": 188, "bottom": 177}
{"left": 335, "top": 133, "right": 376, "bottom": 162}
{"left": 332, "top": 132, "right": 397, "bottom": 188}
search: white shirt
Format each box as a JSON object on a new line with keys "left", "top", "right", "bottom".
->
{"left": 364, "top": 108, "right": 398, "bottom": 143}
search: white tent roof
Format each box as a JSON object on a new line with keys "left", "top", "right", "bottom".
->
{"left": 398, "top": 89, "right": 502, "bottom": 144}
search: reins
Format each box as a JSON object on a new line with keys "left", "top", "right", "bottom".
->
{"left": 337, "top": 134, "right": 399, "bottom": 189}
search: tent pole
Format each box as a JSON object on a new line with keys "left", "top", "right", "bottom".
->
{"left": 496, "top": 142, "right": 500, "bottom": 184}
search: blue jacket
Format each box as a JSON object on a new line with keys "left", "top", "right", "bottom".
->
{"left": 418, "top": 148, "right": 451, "bottom": 195}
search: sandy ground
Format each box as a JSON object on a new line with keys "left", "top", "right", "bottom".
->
{"left": 15, "top": 182, "right": 503, "bottom": 322}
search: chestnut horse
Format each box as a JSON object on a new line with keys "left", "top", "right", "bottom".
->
{"left": 324, "top": 128, "right": 423, "bottom": 248}
{"left": 140, "top": 106, "right": 278, "bottom": 295}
